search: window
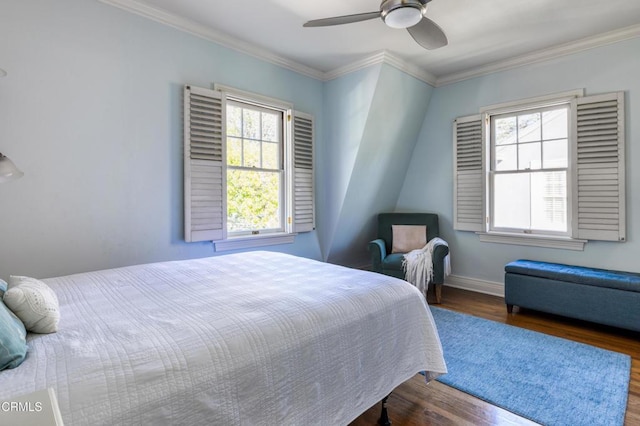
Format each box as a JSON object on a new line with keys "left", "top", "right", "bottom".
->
{"left": 491, "top": 105, "right": 569, "bottom": 235}
{"left": 453, "top": 91, "right": 625, "bottom": 249}
{"left": 183, "top": 85, "right": 315, "bottom": 248}
{"left": 226, "top": 100, "right": 284, "bottom": 236}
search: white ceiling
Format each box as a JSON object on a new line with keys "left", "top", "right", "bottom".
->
{"left": 106, "top": 0, "right": 640, "bottom": 84}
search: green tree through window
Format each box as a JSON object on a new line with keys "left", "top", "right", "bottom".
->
{"left": 226, "top": 101, "right": 283, "bottom": 234}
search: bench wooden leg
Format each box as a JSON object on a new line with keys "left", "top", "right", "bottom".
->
{"left": 507, "top": 304, "right": 513, "bottom": 313}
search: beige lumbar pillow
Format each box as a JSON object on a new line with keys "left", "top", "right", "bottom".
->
{"left": 391, "top": 225, "right": 427, "bottom": 253}
{"left": 4, "top": 276, "right": 60, "bottom": 334}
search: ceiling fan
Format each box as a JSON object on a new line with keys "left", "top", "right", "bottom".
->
{"left": 303, "top": 0, "right": 447, "bottom": 50}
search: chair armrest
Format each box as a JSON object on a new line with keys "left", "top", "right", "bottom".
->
{"left": 431, "top": 244, "right": 450, "bottom": 284}
{"left": 368, "top": 239, "right": 387, "bottom": 273}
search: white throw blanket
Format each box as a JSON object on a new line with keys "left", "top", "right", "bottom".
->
{"left": 402, "top": 237, "right": 451, "bottom": 294}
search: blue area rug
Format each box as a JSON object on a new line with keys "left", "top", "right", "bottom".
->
{"left": 430, "top": 306, "right": 631, "bottom": 426}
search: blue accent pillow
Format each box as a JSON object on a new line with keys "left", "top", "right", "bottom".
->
{"left": 0, "top": 278, "right": 7, "bottom": 297}
{"left": 0, "top": 297, "right": 28, "bottom": 370}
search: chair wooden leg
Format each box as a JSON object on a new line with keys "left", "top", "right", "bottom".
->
{"left": 434, "top": 283, "right": 442, "bottom": 304}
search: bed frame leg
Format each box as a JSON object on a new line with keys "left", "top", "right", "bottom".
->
{"left": 378, "top": 393, "right": 391, "bottom": 426}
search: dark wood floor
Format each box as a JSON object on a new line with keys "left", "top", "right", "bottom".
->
{"left": 350, "top": 286, "right": 640, "bottom": 426}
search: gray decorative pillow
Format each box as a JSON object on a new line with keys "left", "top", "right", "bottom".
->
{"left": 4, "top": 276, "right": 60, "bottom": 334}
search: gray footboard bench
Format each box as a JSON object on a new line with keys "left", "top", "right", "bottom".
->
{"left": 504, "top": 259, "right": 640, "bottom": 332}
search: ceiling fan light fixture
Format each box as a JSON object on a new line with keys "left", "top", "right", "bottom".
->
{"left": 383, "top": 5, "right": 423, "bottom": 29}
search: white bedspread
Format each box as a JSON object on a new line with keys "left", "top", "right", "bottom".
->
{"left": 0, "top": 251, "right": 446, "bottom": 425}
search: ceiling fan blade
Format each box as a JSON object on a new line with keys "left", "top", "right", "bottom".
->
{"left": 406, "top": 17, "right": 448, "bottom": 50}
{"left": 303, "top": 11, "right": 381, "bottom": 27}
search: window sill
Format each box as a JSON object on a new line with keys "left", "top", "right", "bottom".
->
{"left": 214, "top": 233, "right": 295, "bottom": 252}
{"left": 476, "top": 232, "right": 586, "bottom": 251}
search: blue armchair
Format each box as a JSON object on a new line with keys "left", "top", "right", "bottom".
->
{"left": 368, "top": 213, "right": 449, "bottom": 303}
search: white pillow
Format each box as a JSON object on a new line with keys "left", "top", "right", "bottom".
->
{"left": 3, "top": 276, "right": 60, "bottom": 334}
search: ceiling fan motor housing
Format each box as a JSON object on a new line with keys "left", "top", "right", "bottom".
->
{"left": 381, "top": 0, "right": 428, "bottom": 29}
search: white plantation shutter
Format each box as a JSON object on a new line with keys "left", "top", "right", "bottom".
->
{"left": 184, "top": 85, "right": 227, "bottom": 242}
{"left": 453, "top": 114, "right": 484, "bottom": 231}
{"left": 572, "top": 92, "right": 625, "bottom": 241}
{"left": 292, "top": 111, "right": 315, "bottom": 233}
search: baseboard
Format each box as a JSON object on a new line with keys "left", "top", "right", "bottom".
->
{"left": 344, "top": 262, "right": 505, "bottom": 298}
{"left": 445, "top": 275, "right": 505, "bottom": 298}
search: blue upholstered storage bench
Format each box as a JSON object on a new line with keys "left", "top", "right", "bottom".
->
{"left": 504, "top": 259, "right": 640, "bottom": 332}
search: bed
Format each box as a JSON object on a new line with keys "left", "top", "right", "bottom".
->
{"left": 0, "top": 251, "right": 446, "bottom": 425}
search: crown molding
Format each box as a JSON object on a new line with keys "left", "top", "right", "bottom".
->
{"left": 99, "top": 1, "right": 640, "bottom": 88}
{"left": 99, "top": 0, "right": 325, "bottom": 80}
{"left": 99, "top": 0, "right": 436, "bottom": 85}
{"left": 436, "top": 23, "right": 640, "bottom": 87}
{"left": 323, "top": 51, "right": 387, "bottom": 82}
{"left": 323, "top": 51, "right": 437, "bottom": 86}
{"left": 379, "top": 51, "right": 438, "bottom": 86}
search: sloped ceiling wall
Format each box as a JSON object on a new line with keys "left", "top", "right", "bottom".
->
{"left": 320, "top": 63, "right": 434, "bottom": 266}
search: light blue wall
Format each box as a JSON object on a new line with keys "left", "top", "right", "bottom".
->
{"left": 0, "top": 0, "right": 323, "bottom": 279}
{"left": 9, "top": 0, "right": 629, "bottom": 284}
{"left": 318, "top": 65, "right": 381, "bottom": 262}
{"left": 397, "top": 37, "right": 640, "bottom": 284}
{"left": 322, "top": 64, "right": 433, "bottom": 266}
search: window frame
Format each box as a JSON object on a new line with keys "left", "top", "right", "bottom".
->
{"left": 453, "top": 89, "right": 626, "bottom": 250}
{"left": 184, "top": 84, "right": 315, "bottom": 251}
{"left": 478, "top": 91, "right": 583, "bottom": 245}
{"left": 488, "top": 103, "right": 572, "bottom": 237}
{"left": 224, "top": 98, "right": 287, "bottom": 238}
{"left": 214, "top": 85, "right": 294, "bottom": 246}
